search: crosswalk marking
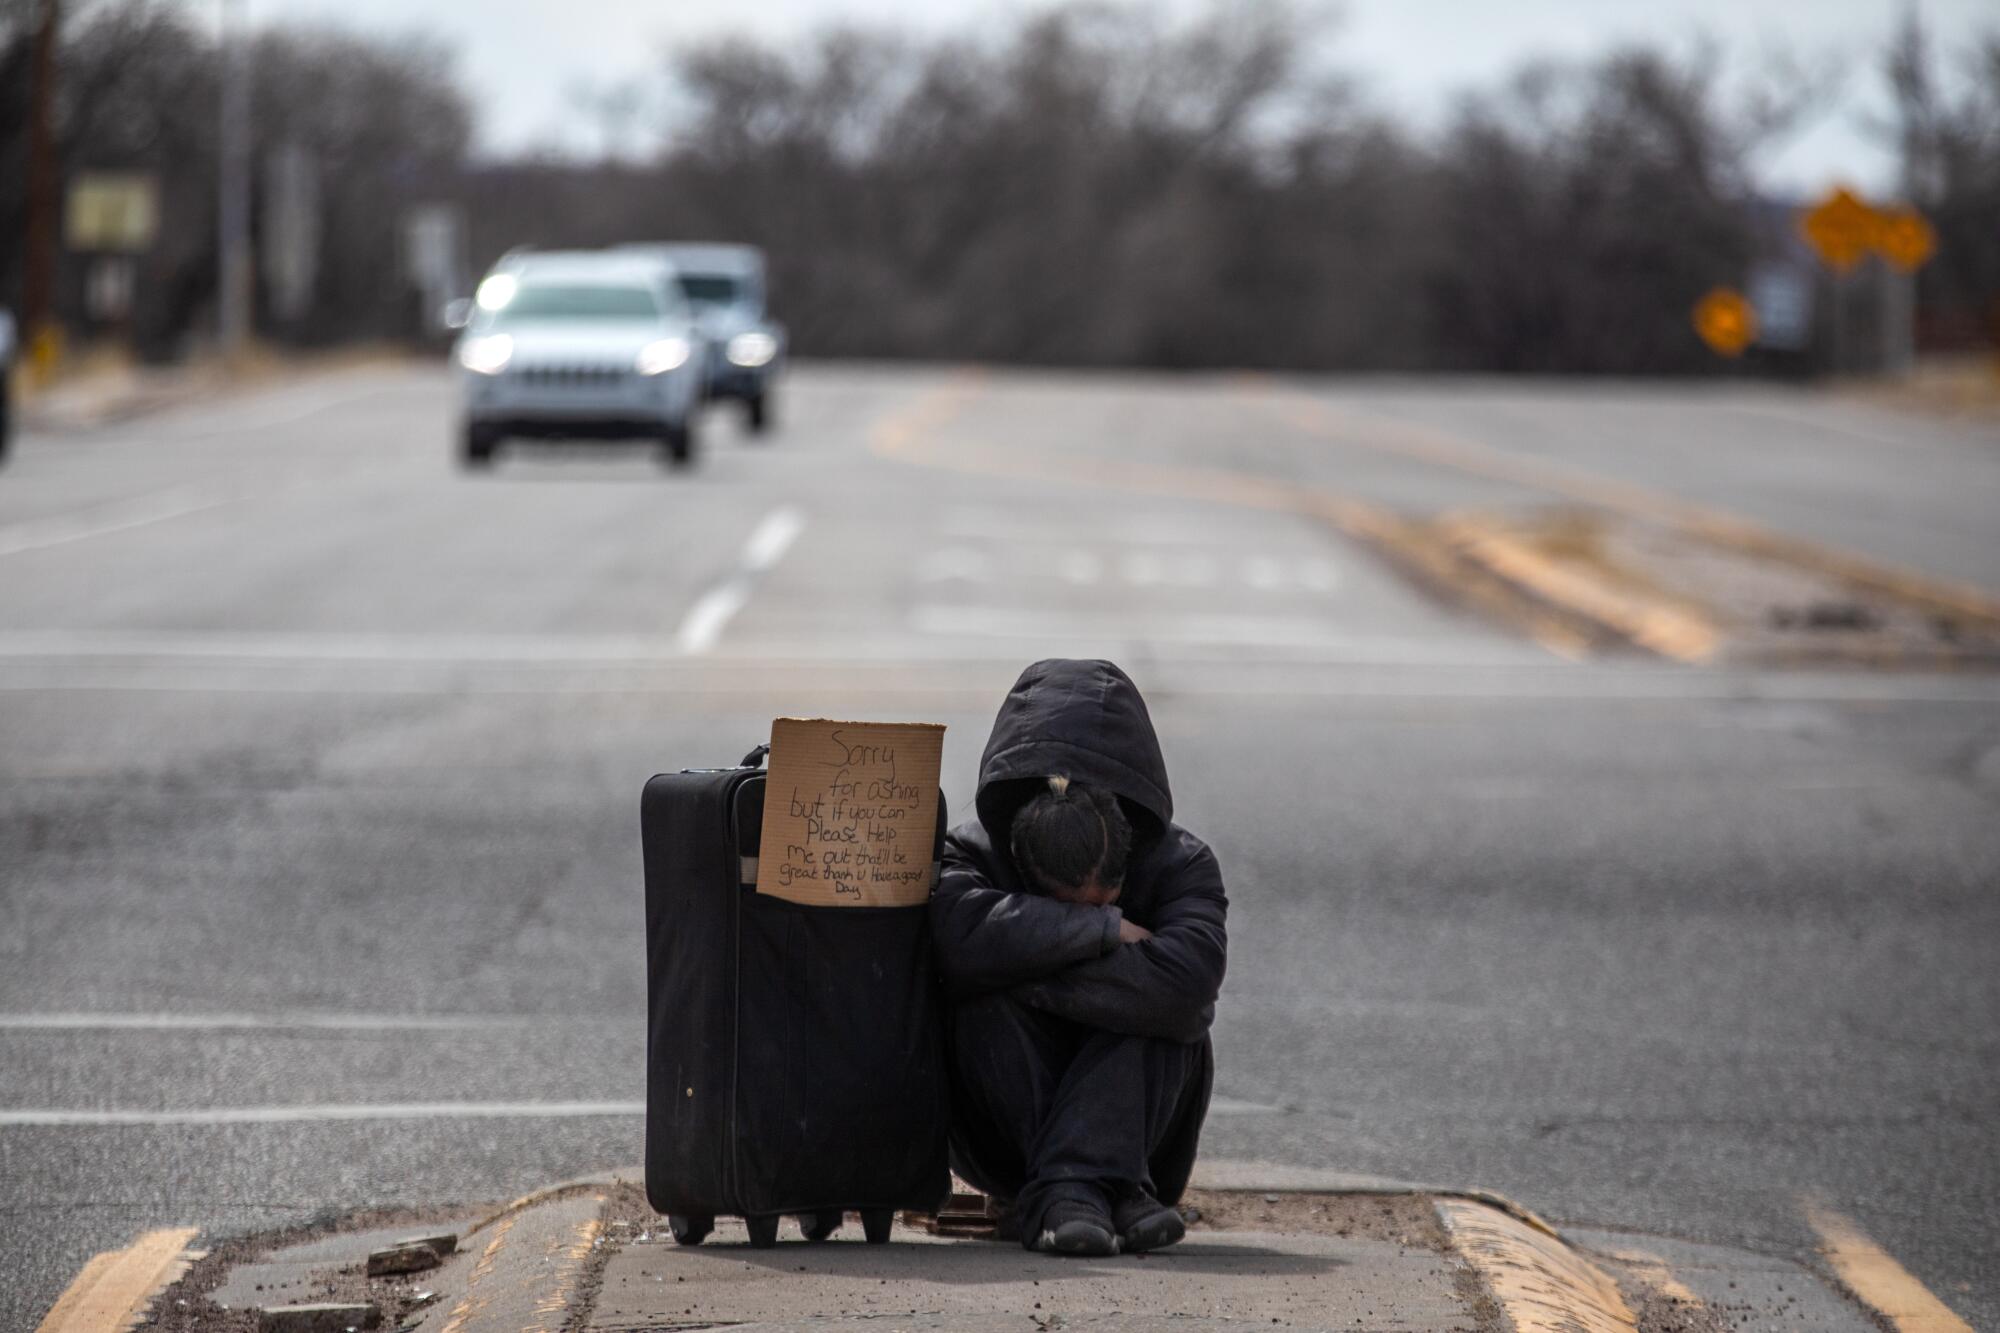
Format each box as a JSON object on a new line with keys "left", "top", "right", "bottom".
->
{"left": 1058, "top": 550, "right": 1103, "bottom": 584}
{"left": 916, "top": 547, "right": 994, "bottom": 583}
{"left": 910, "top": 544, "right": 1340, "bottom": 592}
{"left": 1243, "top": 555, "right": 1285, "bottom": 590}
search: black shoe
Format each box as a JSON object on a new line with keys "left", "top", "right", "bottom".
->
{"left": 1034, "top": 1199, "right": 1119, "bottom": 1257}
{"left": 1112, "top": 1190, "right": 1186, "bottom": 1253}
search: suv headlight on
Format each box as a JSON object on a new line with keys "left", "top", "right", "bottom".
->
{"left": 457, "top": 334, "right": 513, "bottom": 376}
{"left": 637, "top": 337, "right": 692, "bottom": 376}
{"left": 726, "top": 331, "right": 778, "bottom": 368}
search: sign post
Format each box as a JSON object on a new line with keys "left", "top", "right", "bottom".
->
{"left": 1796, "top": 188, "right": 1937, "bottom": 376}
{"left": 65, "top": 172, "right": 158, "bottom": 329}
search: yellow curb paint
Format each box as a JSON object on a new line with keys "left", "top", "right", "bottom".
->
{"left": 1259, "top": 385, "right": 2000, "bottom": 633}
{"left": 439, "top": 1213, "right": 515, "bottom": 1333}
{"left": 36, "top": 1227, "right": 201, "bottom": 1333}
{"left": 1436, "top": 1198, "right": 1638, "bottom": 1333}
{"left": 529, "top": 1208, "right": 605, "bottom": 1331}
{"left": 1806, "top": 1203, "right": 1975, "bottom": 1333}
{"left": 1442, "top": 515, "right": 1721, "bottom": 663}
{"left": 1607, "top": 1247, "right": 1706, "bottom": 1308}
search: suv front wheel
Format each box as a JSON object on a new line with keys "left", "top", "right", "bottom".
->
{"left": 659, "top": 416, "right": 696, "bottom": 469}
{"left": 461, "top": 421, "right": 500, "bottom": 469}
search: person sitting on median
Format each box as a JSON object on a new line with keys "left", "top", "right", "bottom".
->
{"left": 931, "top": 658, "right": 1228, "bottom": 1257}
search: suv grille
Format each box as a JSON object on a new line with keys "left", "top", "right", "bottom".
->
{"left": 515, "top": 363, "right": 629, "bottom": 387}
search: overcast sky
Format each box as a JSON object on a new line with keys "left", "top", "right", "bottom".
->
{"left": 253, "top": 0, "right": 1995, "bottom": 197}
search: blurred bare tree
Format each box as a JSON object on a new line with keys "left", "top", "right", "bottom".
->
{"left": 1883, "top": 9, "right": 2000, "bottom": 348}
{"left": 2, "top": 0, "right": 1994, "bottom": 371}
{"left": 1424, "top": 46, "right": 1817, "bottom": 373}
{"left": 0, "top": 0, "right": 470, "bottom": 356}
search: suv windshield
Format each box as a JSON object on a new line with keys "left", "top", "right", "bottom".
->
{"left": 679, "top": 275, "right": 742, "bottom": 307}
{"left": 492, "top": 283, "right": 661, "bottom": 322}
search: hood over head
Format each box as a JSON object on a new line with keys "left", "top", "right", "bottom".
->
{"left": 975, "top": 659, "right": 1171, "bottom": 846}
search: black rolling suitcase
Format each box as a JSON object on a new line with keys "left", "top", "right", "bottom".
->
{"left": 642, "top": 745, "right": 950, "bottom": 1247}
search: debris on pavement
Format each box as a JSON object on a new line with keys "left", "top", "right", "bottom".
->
{"left": 254, "top": 1304, "right": 381, "bottom": 1333}
{"left": 393, "top": 1232, "right": 458, "bottom": 1259}
{"left": 362, "top": 1241, "right": 441, "bottom": 1277}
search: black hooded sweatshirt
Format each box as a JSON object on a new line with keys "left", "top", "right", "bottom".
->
{"left": 931, "top": 659, "right": 1228, "bottom": 1046}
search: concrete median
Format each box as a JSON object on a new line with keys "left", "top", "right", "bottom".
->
{"left": 107, "top": 1164, "right": 1896, "bottom": 1333}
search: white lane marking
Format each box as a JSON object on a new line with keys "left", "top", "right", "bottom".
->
{"left": 0, "top": 630, "right": 689, "bottom": 662}
{"left": 0, "top": 1101, "right": 647, "bottom": 1127}
{"left": 1208, "top": 1096, "right": 1285, "bottom": 1115}
{"left": 916, "top": 546, "right": 992, "bottom": 584}
{"left": 1058, "top": 550, "right": 1102, "bottom": 585}
{"left": 0, "top": 487, "right": 245, "bottom": 558}
{"left": 673, "top": 584, "right": 753, "bottom": 657}
{"left": 675, "top": 505, "right": 804, "bottom": 656}
{"left": 911, "top": 605, "right": 1373, "bottom": 649}
{"left": 1298, "top": 559, "right": 1339, "bottom": 593}
{"left": 1173, "top": 553, "right": 1219, "bottom": 588}
{"left": 938, "top": 508, "right": 1247, "bottom": 547}
{"left": 0, "top": 1097, "right": 1280, "bottom": 1129}
{"left": 740, "top": 505, "right": 806, "bottom": 573}
{"left": 0, "top": 1011, "right": 528, "bottom": 1032}
{"left": 1244, "top": 556, "right": 1285, "bottom": 590}
{"left": 1121, "top": 551, "right": 1165, "bottom": 586}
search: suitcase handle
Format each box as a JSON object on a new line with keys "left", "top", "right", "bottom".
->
{"left": 739, "top": 744, "right": 770, "bottom": 769}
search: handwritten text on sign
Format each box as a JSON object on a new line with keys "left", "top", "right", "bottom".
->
{"left": 755, "top": 718, "right": 945, "bottom": 907}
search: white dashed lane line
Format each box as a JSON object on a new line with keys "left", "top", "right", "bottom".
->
{"left": 674, "top": 505, "right": 806, "bottom": 655}
{"left": 0, "top": 1011, "right": 529, "bottom": 1032}
{"left": 0, "top": 1101, "right": 648, "bottom": 1127}
{"left": 1, "top": 1099, "right": 1282, "bottom": 1128}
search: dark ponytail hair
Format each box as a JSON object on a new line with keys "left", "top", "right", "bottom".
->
{"left": 1010, "top": 775, "right": 1132, "bottom": 895}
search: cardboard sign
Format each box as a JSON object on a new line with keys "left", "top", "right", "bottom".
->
{"left": 755, "top": 718, "right": 945, "bottom": 907}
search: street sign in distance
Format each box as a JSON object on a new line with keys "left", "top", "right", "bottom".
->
{"left": 1747, "top": 264, "right": 1812, "bottom": 351}
{"left": 1693, "top": 287, "right": 1757, "bottom": 358}
{"left": 1799, "top": 187, "right": 1876, "bottom": 273}
{"left": 1873, "top": 209, "right": 1937, "bottom": 273}
{"left": 66, "top": 173, "right": 160, "bottom": 253}
{"left": 1799, "top": 187, "right": 1938, "bottom": 275}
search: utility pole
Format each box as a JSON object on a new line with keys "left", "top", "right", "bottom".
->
{"left": 23, "top": 0, "right": 60, "bottom": 375}
{"left": 216, "top": 0, "right": 253, "bottom": 358}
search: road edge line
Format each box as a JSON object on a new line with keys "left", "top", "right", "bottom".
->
{"left": 1436, "top": 1197, "right": 1640, "bottom": 1333}
{"left": 35, "top": 1227, "right": 202, "bottom": 1333}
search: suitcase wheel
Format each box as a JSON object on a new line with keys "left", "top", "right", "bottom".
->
{"left": 798, "top": 1208, "right": 843, "bottom": 1242}
{"left": 745, "top": 1213, "right": 781, "bottom": 1249}
{"left": 669, "top": 1214, "right": 713, "bottom": 1246}
{"left": 861, "top": 1208, "right": 894, "bottom": 1245}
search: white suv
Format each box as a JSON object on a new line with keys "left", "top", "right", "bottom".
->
{"left": 454, "top": 251, "right": 705, "bottom": 469}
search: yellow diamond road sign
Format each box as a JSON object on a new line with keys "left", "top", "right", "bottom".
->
{"left": 1874, "top": 208, "right": 1937, "bottom": 273}
{"left": 1693, "top": 287, "right": 1757, "bottom": 358}
{"left": 1799, "top": 187, "right": 1937, "bottom": 274}
{"left": 1800, "top": 187, "right": 1876, "bottom": 273}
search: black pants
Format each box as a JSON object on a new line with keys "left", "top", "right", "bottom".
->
{"left": 946, "top": 992, "right": 1212, "bottom": 1246}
